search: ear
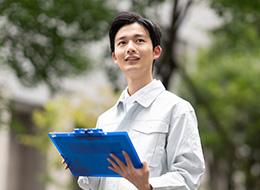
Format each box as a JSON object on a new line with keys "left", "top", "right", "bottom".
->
{"left": 153, "top": 45, "right": 162, "bottom": 60}
{"left": 112, "top": 52, "right": 118, "bottom": 64}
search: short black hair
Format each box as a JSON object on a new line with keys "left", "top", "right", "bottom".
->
{"left": 109, "top": 11, "right": 161, "bottom": 53}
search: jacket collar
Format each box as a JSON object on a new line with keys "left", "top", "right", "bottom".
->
{"left": 116, "top": 80, "right": 165, "bottom": 109}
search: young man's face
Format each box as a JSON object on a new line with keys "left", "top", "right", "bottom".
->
{"left": 112, "top": 22, "right": 161, "bottom": 80}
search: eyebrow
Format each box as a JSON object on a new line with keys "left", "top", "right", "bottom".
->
{"left": 115, "top": 34, "right": 147, "bottom": 42}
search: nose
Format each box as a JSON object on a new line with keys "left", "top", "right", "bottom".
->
{"left": 126, "top": 41, "right": 136, "bottom": 54}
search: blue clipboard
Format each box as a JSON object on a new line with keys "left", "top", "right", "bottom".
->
{"left": 48, "top": 128, "right": 143, "bottom": 177}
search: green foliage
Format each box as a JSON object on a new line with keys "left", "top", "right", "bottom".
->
{"left": 196, "top": 49, "right": 260, "bottom": 148}
{"left": 210, "top": 0, "right": 260, "bottom": 14}
{"left": 19, "top": 90, "right": 117, "bottom": 153}
{"left": 16, "top": 88, "right": 117, "bottom": 188}
{"left": 209, "top": 0, "right": 260, "bottom": 53}
{"left": 0, "top": 86, "right": 10, "bottom": 128}
{"left": 0, "top": 0, "right": 114, "bottom": 89}
{"left": 178, "top": 2, "right": 260, "bottom": 188}
{"left": 180, "top": 32, "right": 260, "bottom": 190}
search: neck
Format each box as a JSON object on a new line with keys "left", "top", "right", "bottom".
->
{"left": 126, "top": 75, "right": 153, "bottom": 96}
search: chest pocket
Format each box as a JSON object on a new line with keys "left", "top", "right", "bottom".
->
{"left": 129, "top": 121, "right": 169, "bottom": 168}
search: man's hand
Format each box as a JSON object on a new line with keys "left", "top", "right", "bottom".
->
{"left": 61, "top": 158, "right": 69, "bottom": 170}
{"left": 107, "top": 151, "right": 152, "bottom": 190}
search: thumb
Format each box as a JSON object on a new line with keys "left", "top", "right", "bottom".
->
{"left": 142, "top": 161, "right": 149, "bottom": 171}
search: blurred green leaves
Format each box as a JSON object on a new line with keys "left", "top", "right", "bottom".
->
{"left": 0, "top": 0, "right": 114, "bottom": 90}
{"left": 179, "top": 1, "right": 260, "bottom": 188}
{"left": 0, "top": 85, "right": 10, "bottom": 128}
{"left": 19, "top": 89, "right": 117, "bottom": 153}
{"left": 195, "top": 48, "right": 260, "bottom": 148}
{"left": 190, "top": 47, "right": 260, "bottom": 189}
{"left": 210, "top": 0, "right": 260, "bottom": 15}
{"left": 209, "top": 0, "right": 260, "bottom": 53}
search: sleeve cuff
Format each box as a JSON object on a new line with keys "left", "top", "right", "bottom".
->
{"left": 149, "top": 175, "right": 188, "bottom": 190}
{"left": 78, "top": 177, "right": 90, "bottom": 190}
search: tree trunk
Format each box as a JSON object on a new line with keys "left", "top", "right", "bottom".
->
{"left": 155, "top": 0, "right": 193, "bottom": 89}
{"left": 227, "top": 154, "right": 235, "bottom": 190}
{"left": 208, "top": 152, "right": 219, "bottom": 190}
{"left": 155, "top": 0, "right": 179, "bottom": 89}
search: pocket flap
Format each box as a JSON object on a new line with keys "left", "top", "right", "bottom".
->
{"left": 131, "top": 121, "right": 168, "bottom": 134}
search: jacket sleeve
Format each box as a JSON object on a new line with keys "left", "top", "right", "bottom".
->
{"left": 78, "top": 177, "right": 101, "bottom": 190}
{"left": 149, "top": 105, "right": 205, "bottom": 190}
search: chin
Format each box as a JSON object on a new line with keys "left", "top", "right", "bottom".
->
{"left": 125, "top": 68, "right": 146, "bottom": 77}
{"left": 124, "top": 65, "right": 140, "bottom": 71}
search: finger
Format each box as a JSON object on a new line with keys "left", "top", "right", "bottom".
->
{"left": 60, "top": 154, "right": 64, "bottom": 163}
{"left": 107, "top": 157, "right": 120, "bottom": 170}
{"left": 61, "top": 158, "right": 69, "bottom": 170}
{"left": 107, "top": 158, "right": 122, "bottom": 175}
{"left": 142, "top": 161, "right": 148, "bottom": 168}
{"left": 63, "top": 160, "right": 69, "bottom": 170}
{"left": 122, "top": 151, "right": 134, "bottom": 168}
{"left": 109, "top": 153, "right": 127, "bottom": 172}
{"left": 141, "top": 161, "right": 149, "bottom": 173}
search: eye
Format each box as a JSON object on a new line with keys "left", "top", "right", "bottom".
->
{"left": 117, "top": 41, "right": 126, "bottom": 46}
{"left": 136, "top": 38, "right": 145, "bottom": 43}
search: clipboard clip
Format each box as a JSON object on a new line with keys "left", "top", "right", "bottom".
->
{"left": 73, "top": 128, "right": 105, "bottom": 136}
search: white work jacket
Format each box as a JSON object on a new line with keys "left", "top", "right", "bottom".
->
{"left": 78, "top": 80, "right": 205, "bottom": 190}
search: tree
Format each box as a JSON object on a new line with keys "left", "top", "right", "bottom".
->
{"left": 178, "top": 1, "right": 260, "bottom": 189}
{"left": 154, "top": 0, "right": 194, "bottom": 89}
{"left": 0, "top": 0, "right": 200, "bottom": 93}
{"left": 0, "top": 1, "right": 115, "bottom": 189}
{"left": 0, "top": 0, "right": 114, "bottom": 91}
{"left": 181, "top": 49, "right": 260, "bottom": 190}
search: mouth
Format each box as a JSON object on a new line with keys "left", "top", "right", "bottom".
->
{"left": 125, "top": 56, "right": 140, "bottom": 62}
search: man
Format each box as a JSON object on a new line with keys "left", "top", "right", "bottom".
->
{"left": 78, "top": 11, "right": 205, "bottom": 190}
